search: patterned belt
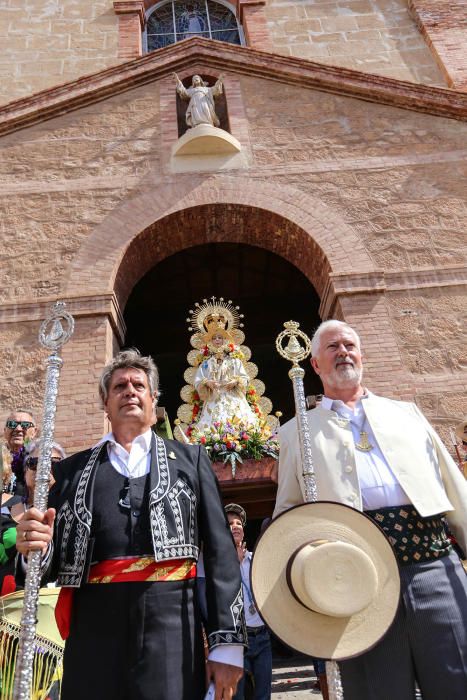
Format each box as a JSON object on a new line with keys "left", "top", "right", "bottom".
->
{"left": 365, "top": 505, "right": 452, "bottom": 566}
{"left": 88, "top": 556, "right": 196, "bottom": 584}
{"left": 55, "top": 557, "right": 196, "bottom": 640}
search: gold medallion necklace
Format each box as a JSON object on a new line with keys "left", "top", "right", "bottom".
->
{"left": 354, "top": 410, "right": 374, "bottom": 452}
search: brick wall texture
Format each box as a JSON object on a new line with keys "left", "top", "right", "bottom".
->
{"left": 0, "top": 73, "right": 465, "bottom": 453}
{"left": 409, "top": 0, "right": 467, "bottom": 90}
{"left": 0, "top": 0, "right": 120, "bottom": 106}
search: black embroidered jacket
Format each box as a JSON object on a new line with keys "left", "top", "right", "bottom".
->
{"left": 46, "top": 434, "right": 246, "bottom": 650}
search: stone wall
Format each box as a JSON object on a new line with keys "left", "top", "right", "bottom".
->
{"left": 0, "top": 0, "right": 120, "bottom": 106}
{"left": 0, "top": 321, "right": 48, "bottom": 418}
{"left": 0, "top": 71, "right": 465, "bottom": 452}
{"left": 266, "top": 0, "right": 446, "bottom": 86}
{"left": 0, "top": 85, "right": 161, "bottom": 302}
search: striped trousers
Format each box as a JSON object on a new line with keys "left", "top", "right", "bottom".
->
{"left": 339, "top": 551, "right": 467, "bottom": 700}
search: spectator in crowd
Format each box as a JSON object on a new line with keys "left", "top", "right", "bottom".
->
{"left": 2, "top": 409, "right": 37, "bottom": 497}
{"left": 0, "top": 513, "right": 17, "bottom": 595}
{"left": 226, "top": 503, "right": 272, "bottom": 700}
{"left": 1, "top": 440, "right": 66, "bottom": 596}
{"left": 7, "top": 440, "right": 66, "bottom": 521}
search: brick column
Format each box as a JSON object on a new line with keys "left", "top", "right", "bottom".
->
{"left": 409, "top": 1, "right": 467, "bottom": 91}
{"left": 113, "top": 0, "right": 146, "bottom": 60}
{"left": 236, "top": 0, "right": 273, "bottom": 52}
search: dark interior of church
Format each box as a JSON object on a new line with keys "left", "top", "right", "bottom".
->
{"left": 124, "top": 242, "right": 323, "bottom": 431}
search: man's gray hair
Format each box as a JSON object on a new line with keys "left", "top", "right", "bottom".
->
{"left": 311, "top": 320, "right": 361, "bottom": 357}
{"left": 5, "top": 408, "right": 37, "bottom": 425}
{"left": 25, "top": 440, "right": 67, "bottom": 460}
{"left": 99, "top": 349, "right": 159, "bottom": 406}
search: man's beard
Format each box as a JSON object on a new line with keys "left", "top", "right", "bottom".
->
{"left": 326, "top": 362, "right": 363, "bottom": 391}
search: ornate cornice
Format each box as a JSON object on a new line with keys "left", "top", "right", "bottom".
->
{"left": 0, "top": 38, "right": 466, "bottom": 137}
{"left": 320, "top": 265, "right": 467, "bottom": 318}
{"left": 0, "top": 293, "right": 126, "bottom": 343}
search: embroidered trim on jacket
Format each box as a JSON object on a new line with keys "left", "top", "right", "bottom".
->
{"left": 151, "top": 477, "right": 199, "bottom": 561}
{"left": 208, "top": 588, "right": 246, "bottom": 648}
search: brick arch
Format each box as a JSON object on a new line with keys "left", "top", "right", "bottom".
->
{"left": 64, "top": 175, "right": 375, "bottom": 307}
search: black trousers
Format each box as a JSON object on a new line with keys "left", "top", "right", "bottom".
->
{"left": 61, "top": 579, "right": 205, "bottom": 700}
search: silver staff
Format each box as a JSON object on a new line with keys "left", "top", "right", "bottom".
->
{"left": 13, "top": 301, "right": 74, "bottom": 700}
{"left": 276, "top": 320, "right": 344, "bottom": 700}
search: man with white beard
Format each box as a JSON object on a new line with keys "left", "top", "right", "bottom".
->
{"left": 274, "top": 320, "right": 467, "bottom": 700}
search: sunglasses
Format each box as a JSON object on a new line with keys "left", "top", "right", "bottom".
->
{"left": 5, "top": 420, "right": 35, "bottom": 430}
{"left": 25, "top": 456, "right": 62, "bottom": 471}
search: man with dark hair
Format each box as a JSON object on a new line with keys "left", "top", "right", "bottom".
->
{"left": 17, "top": 349, "right": 245, "bottom": 700}
{"left": 274, "top": 320, "right": 467, "bottom": 700}
{"left": 225, "top": 503, "right": 272, "bottom": 700}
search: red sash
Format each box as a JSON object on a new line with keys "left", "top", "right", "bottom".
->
{"left": 55, "top": 557, "right": 196, "bottom": 639}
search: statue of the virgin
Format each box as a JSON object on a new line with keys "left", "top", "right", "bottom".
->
{"left": 175, "top": 298, "right": 279, "bottom": 471}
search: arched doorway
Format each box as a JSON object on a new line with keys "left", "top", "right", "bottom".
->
{"left": 62, "top": 189, "right": 379, "bottom": 455}
{"left": 124, "top": 242, "right": 322, "bottom": 428}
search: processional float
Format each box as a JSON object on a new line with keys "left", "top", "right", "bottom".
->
{"left": 251, "top": 322, "right": 401, "bottom": 700}
{"left": 12, "top": 301, "right": 74, "bottom": 700}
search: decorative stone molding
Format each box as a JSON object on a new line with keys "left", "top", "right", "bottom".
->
{"left": 113, "top": 0, "right": 145, "bottom": 59}
{"left": 0, "top": 293, "right": 126, "bottom": 344}
{"left": 1, "top": 38, "right": 466, "bottom": 138}
{"left": 319, "top": 272, "right": 386, "bottom": 319}
{"left": 319, "top": 265, "right": 467, "bottom": 319}
{"left": 172, "top": 124, "right": 242, "bottom": 155}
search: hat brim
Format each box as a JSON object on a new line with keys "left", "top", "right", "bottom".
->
{"left": 251, "top": 501, "right": 400, "bottom": 660}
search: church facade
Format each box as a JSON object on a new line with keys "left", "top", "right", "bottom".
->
{"left": 0, "top": 1, "right": 465, "bottom": 459}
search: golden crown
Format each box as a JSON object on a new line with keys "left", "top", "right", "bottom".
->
{"left": 187, "top": 297, "right": 244, "bottom": 335}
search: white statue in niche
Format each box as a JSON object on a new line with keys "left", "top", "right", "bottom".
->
{"left": 173, "top": 73, "right": 224, "bottom": 128}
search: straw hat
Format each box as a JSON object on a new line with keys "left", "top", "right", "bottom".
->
{"left": 251, "top": 501, "right": 400, "bottom": 660}
{"left": 455, "top": 419, "right": 467, "bottom": 442}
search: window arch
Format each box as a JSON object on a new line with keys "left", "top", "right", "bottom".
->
{"left": 145, "top": 0, "right": 244, "bottom": 52}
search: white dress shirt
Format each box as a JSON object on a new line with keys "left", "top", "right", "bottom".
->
{"left": 96, "top": 429, "right": 153, "bottom": 477}
{"left": 321, "top": 394, "right": 411, "bottom": 510}
{"left": 95, "top": 429, "right": 243, "bottom": 668}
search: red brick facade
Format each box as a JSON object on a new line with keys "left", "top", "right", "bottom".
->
{"left": 409, "top": 0, "right": 467, "bottom": 91}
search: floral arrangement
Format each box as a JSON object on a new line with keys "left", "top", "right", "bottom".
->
{"left": 188, "top": 416, "right": 279, "bottom": 476}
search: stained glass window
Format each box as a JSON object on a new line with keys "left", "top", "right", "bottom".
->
{"left": 146, "top": 0, "right": 242, "bottom": 52}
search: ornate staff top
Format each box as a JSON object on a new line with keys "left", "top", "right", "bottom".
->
{"left": 39, "top": 300, "right": 75, "bottom": 352}
{"left": 276, "top": 320, "right": 312, "bottom": 368}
